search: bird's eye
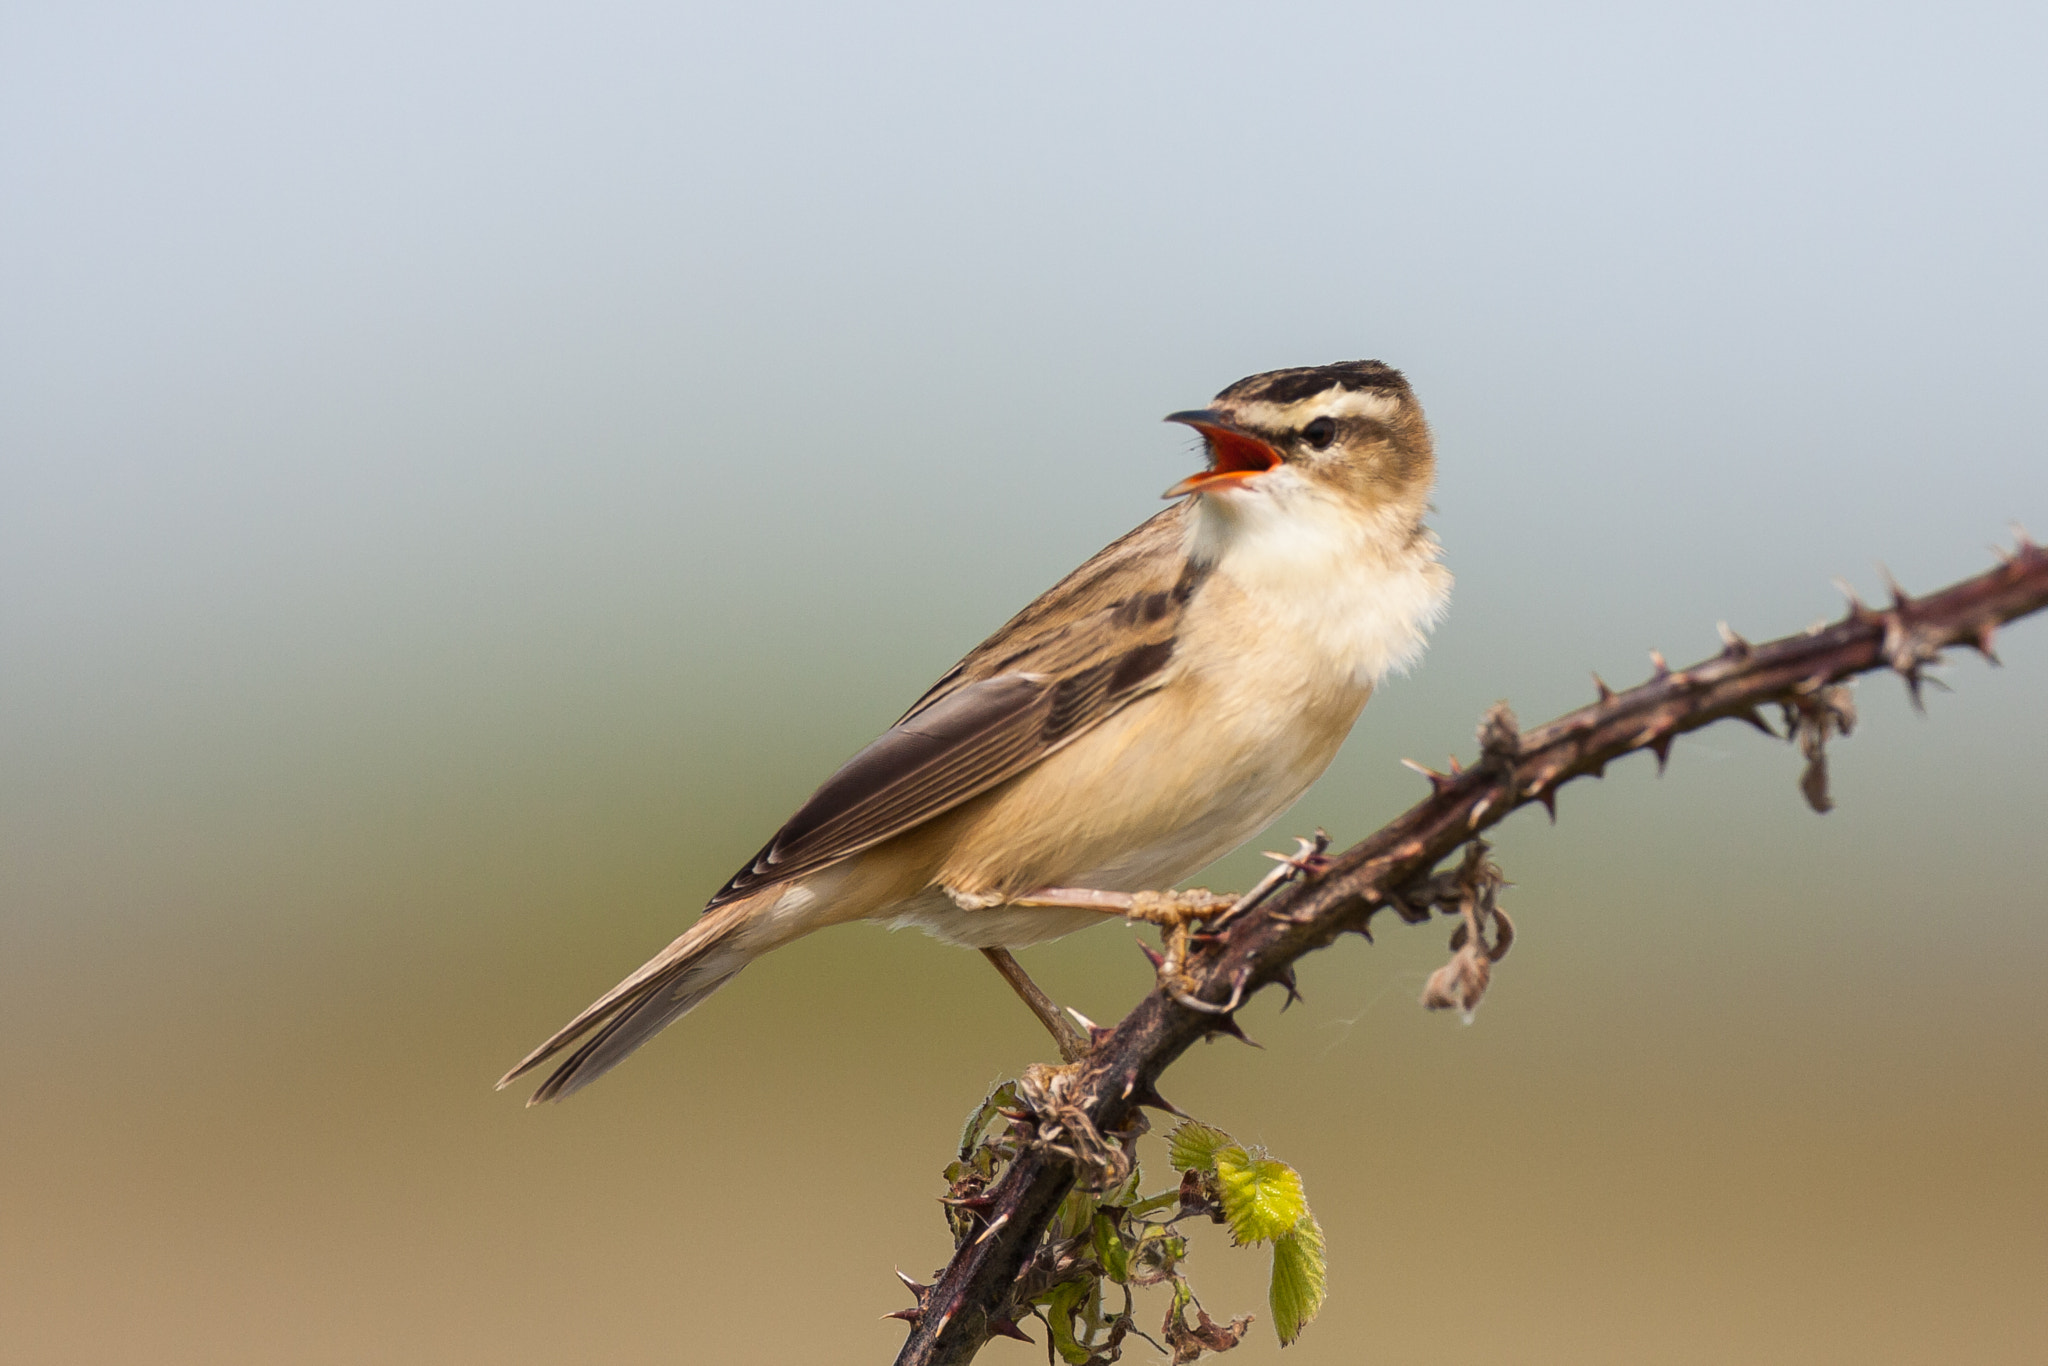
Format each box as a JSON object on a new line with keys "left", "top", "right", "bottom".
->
{"left": 1301, "top": 417, "right": 1337, "bottom": 449}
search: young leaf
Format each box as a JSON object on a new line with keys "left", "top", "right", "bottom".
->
{"left": 1269, "top": 1213, "right": 1327, "bottom": 1346}
{"left": 1214, "top": 1147, "right": 1308, "bottom": 1246}
{"left": 1092, "top": 1211, "right": 1130, "bottom": 1285}
{"left": 1165, "top": 1120, "right": 1235, "bottom": 1173}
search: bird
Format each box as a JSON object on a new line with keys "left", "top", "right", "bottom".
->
{"left": 499, "top": 359, "right": 1451, "bottom": 1103}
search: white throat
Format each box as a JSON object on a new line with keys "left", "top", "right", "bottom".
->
{"left": 1187, "top": 471, "right": 1450, "bottom": 688}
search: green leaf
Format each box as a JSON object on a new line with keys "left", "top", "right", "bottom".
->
{"left": 1214, "top": 1147, "right": 1308, "bottom": 1246}
{"left": 1039, "top": 1279, "right": 1094, "bottom": 1366}
{"left": 1053, "top": 1187, "right": 1096, "bottom": 1242}
{"left": 1269, "top": 1213, "right": 1327, "bottom": 1346}
{"left": 1165, "top": 1120, "right": 1235, "bottom": 1173}
{"left": 1092, "top": 1211, "right": 1130, "bottom": 1285}
{"left": 1103, "top": 1161, "right": 1143, "bottom": 1209}
{"left": 957, "top": 1082, "right": 1020, "bottom": 1159}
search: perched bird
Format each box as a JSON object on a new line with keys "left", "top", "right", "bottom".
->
{"left": 500, "top": 360, "right": 1450, "bottom": 1103}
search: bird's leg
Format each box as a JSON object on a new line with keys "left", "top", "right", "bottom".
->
{"left": 1014, "top": 886, "right": 1233, "bottom": 926}
{"left": 1015, "top": 831, "right": 1333, "bottom": 933}
{"left": 979, "top": 947, "right": 1090, "bottom": 1063}
{"left": 1010, "top": 887, "right": 1135, "bottom": 913}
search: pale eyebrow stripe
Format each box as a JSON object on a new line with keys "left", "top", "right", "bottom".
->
{"left": 1234, "top": 389, "right": 1404, "bottom": 428}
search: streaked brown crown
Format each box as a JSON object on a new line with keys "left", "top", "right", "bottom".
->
{"left": 1209, "top": 360, "right": 1432, "bottom": 508}
{"left": 1213, "top": 359, "right": 1411, "bottom": 407}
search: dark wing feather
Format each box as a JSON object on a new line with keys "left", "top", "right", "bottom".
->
{"left": 707, "top": 504, "right": 1205, "bottom": 908}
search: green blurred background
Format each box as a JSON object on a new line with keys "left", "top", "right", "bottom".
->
{"left": 4, "top": 3, "right": 2045, "bottom": 1362}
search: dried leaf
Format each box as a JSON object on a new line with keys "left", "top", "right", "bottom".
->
{"left": 1420, "top": 944, "right": 1491, "bottom": 1016}
{"left": 1799, "top": 749, "right": 1833, "bottom": 813}
{"left": 1176, "top": 1167, "right": 1223, "bottom": 1223}
{"left": 1164, "top": 1302, "right": 1251, "bottom": 1363}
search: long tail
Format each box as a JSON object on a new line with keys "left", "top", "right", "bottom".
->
{"left": 497, "top": 901, "right": 759, "bottom": 1104}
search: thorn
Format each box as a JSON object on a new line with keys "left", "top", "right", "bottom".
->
{"left": 1716, "top": 621, "right": 1751, "bottom": 657}
{"left": 1730, "top": 706, "right": 1777, "bottom": 738}
{"left": 1400, "top": 757, "right": 1454, "bottom": 792}
{"left": 883, "top": 1309, "right": 921, "bottom": 1325}
{"left": 896, "top": 1269, "right": 929, "bottom": 1293}
{"left": 1446, "top": 754, "right": 1464, "bottom": 775}
{"left": 1592, "top": 671, "right": 1615, "bottom": 703}
{"left": 2014, "top": 521, "right": 2038, "bottom": 551}
{"left": 988, "top": 1317, "right": 1035, "bottom": 1344}
{"left": 1207, "top": 1015, "right": 1262, "bottom": 1048}
{"left": 1129, "top": 1080, "right": 1186, "bottom": 1116}
{"left": 1275, "top": 965, "right": 1304, "bottom": 1010}
{"left": 935, "top": 1308, "right": 953, "bottom": 1336}
{"left": 1136, "top": 939, "right": 1165, "bottom": 970}
{"left": 1649, "top": 650, "right": 1669, "bottom": 679}
{"left": 974, "top": 1211, "right": 1011, "bottom": 1245}
{"left": 1468, "top": 795, "right": 1493, "bottom": 826}
{"left": 1833, "top": 576, "right": 1874, "bottom": 621}
{"left": 1972, "top": 621, "right": 2001, "bottom": 664}
{"left": 1649, "top": 731, "right": 1675, "bottom": 773}
{"left": 1878, "top": 562, "right": 1911, "bottom": 611}
{"left": 937, "top": 1193, "right": 994, "bottom": 1210}
{"left": 1259, "top": 832, "right": 1333, "bottom": 880}
{"left": 1537, "top": 787, "right": 1558, "bottom": 822}
{"left": 1065, "top": 1006, "right": 1099, "bottom": 1032}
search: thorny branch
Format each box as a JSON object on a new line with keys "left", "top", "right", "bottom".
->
{"left": 891, "top": 538, "right": 2048, "bottom": 1366}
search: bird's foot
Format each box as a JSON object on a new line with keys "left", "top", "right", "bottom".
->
{"left": 1121, "top": 887, "right": 1236, "bottom": 927}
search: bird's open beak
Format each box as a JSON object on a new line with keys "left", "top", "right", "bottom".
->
{"left": 1161, "top": 409, "right": 1282, "bottom": 499}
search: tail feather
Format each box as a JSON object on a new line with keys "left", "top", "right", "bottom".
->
{"left": 497, "top": 904, "right": 754, "bottom": 1103}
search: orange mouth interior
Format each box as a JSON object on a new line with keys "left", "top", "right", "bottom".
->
{"left": 1166, "top": 422, "right": 1282, "bottom": 497}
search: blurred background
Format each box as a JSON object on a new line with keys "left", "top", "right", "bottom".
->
{"left": 4, "top": 2, "right": 2045, "bottom": 1362}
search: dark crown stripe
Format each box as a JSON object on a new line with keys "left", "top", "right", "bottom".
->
{"left": 1216, "top": 360, "right": 1408, "bottom": 407}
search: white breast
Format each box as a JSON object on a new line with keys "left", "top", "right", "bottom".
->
{"left": 1189, "top": 469, "right": 1451, "bottom": 690}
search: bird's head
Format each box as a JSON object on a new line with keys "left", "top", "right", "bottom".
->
{"left": 1164, "top": 360, "right": 1434, "bottom": 519}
